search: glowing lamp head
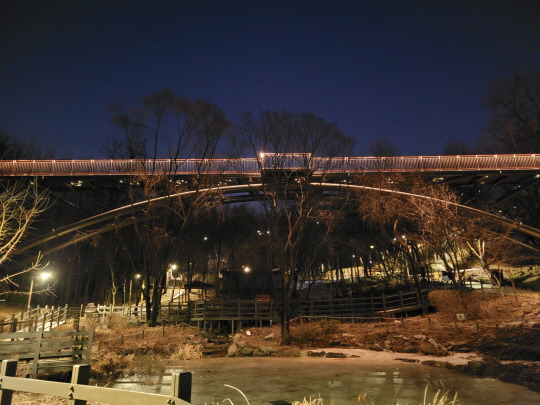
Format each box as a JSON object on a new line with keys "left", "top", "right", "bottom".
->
{"left": 243, "top": 266, "right": 251, "bottom": 273}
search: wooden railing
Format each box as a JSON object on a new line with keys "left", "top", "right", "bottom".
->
{"left": 0, "top": 328, "right": 92, "bottom": 378}
{"left": 191, "top": 299, "right": 273, "bottom": 321}
{"left": 13, "top": 291, "right": 426, "bottom": 330}
{"left": 0, "top": 305, "right": 68, "bottom": 333}
{"left": 296, "top": 290, "right": 427, "bottom": 318}
{"left": 0, "top": 360, "right": 192, "bottom": 405}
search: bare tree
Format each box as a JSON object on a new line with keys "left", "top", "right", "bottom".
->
{"left": 0, "top": 181, "right": 49, "bottom": 293}
{"left": 369, "top": 136, "right": 399, "bottom": 157}
{"left": 235, "top": 110, "right": 354, "bottom": 343}
{"left": 106, "top": 89, "right": 229, "bottom": 326}
{"left": 483, "top": 70, "right": 540, "bottom": 153}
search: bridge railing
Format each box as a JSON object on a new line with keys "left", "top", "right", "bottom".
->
{"left": 1, "top": 154, "right": 538, "bottom": 176}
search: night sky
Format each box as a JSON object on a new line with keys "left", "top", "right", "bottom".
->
{"left": 2, "top": 1, "right": 540, "bottom": 159}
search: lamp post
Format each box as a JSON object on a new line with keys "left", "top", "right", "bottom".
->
{"left": 169, "top": 264, "right": 178, "bottom": 302}
{"left": 27, "top": 271, "right": 52, "bottom": 312}
{"left": 129, "top": 273, "right": 141, "bottom": 306}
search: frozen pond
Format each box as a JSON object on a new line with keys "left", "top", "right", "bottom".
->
{"left": 112, "top": 357, "right": 540, "bottom": 404}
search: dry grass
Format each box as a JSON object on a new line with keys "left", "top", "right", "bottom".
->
{"left": 12, "top": 392, "right": 108, "bottom": 404}
{"left": 290, "top": 319, "right": 342, "bottom": 346}
{"left": 170, "top": 342, "right": 203, "bottom": 360}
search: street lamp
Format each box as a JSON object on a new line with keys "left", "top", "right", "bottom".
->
{"left": 169, "top": 264, "right": 179, "bottom": 301}
{"left": 243, "top": 266, "right": 251, "bottom": 274}
{"left": 27, "top": 271, "right": 52, "bottom": 312}
{"left": 129, "top": 273, "right": 141, "bottom": 306}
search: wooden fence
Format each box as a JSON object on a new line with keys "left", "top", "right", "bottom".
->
{"left": 0, "top": 360, "right": 192, "bottom": 405}
{"left": 296, "top": 290, "right": 427, "bottom": 319}
{"left": 0, "top": 328, "right": 93, "bottom": 379}
{"left": 0, "top": 305, "right": 68, "bottom": 333}
{"left": 61, "top": 290, "right": 428, "bottom": 327}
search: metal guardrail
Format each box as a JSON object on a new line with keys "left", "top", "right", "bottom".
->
{"left": 1, "top": 154, "right": 539, "bottom": 176}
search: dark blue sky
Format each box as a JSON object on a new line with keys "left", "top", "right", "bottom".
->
{"left": 2, "top": 1, "right": 540, "bottom": 158}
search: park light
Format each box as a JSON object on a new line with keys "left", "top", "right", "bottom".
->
{"left": 203, "top": 236, "right": 208, "bottom": 241}
{"left": 243, "top": 266, "right": 251, "bottom": 274}
{"left": 170, "top": 264, "right": 177, "bottom": 270}
{"left": 27, "top": 270, "right": 54, "bottom": 312}
{"left": 135, "top": 273, "right": 141, "bottom": 279}
{"left": 369, "top": 245, "right": 375, "bottom": 249}
{"left": 259, "top": 152, "right": 265, "bottom": 158}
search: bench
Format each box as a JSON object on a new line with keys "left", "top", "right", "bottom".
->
{"left": 0, "top": 327, "right": 93, "bottom": 378}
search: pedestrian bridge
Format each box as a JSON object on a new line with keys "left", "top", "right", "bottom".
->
{"left": 1, "top": 153, "right": 539, "bottom": 177}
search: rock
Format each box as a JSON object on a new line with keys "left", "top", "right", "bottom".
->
{"left": 370, "top": 343, "right": 384, "bottom": 351}
{"left": 240, "top": 347, "right": 254, "bottom": 356}
{"left": 236, "top": 340, "right": 246, "bottom": 349}
{"left": 329, "top": 340, "right": 342, "bottom": 346}
{"left": 401, "top": 345, "right": 417, "bottom": 353}
{"left": 233, "top": 333, "right": 243, "bottom": 344}
{"left": 466, "top": 360, "right": 485, "bottom": 376}
{"left": 450, "top": 364, "right": 468, "bottom": 373}
{"left": 342, "top": 333, "right": 355, "bottom": 338}
{"left": 418, "top": 337, "right": 448, "bottom": 356}
{"left": 293, "top": 351, "right": 303, "bottom": 357}
{"left": 326, "top": 352, "right": 347, "bottom": 358}
{"left": 227, "top": 343, "right": 238, "bottom": 357}
{"left": 259, "top": 346, "right": 278, "bottom": 356}
{"left": 201, "top": 331, "right": 213, "bottom": 338}
{"left": 413, "top": 335, "right": 427, "bottom": 340}
{"left": 308, "top": 351, "right": 325, "bottom": 357}
{"left": 395, "top": 358, "right": 419, "bottom": 363}
{"left": 383, "top": 340, "right": 392, "bottom": 350}
{"left": 421, "top": 360, "right": 448, "bottom": 368}
{"left": 264, "top": 333, "right": 275, "bottom": 341}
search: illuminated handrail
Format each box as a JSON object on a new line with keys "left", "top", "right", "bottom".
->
{"left": 0, "top": 154, "right": 538, "bottom": 176}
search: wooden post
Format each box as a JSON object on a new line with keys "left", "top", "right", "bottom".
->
{"left": 399, "top": 292, "right": 404, "bottom": 308}
{"left": 382, "top": 294, "right": 387, "bottom": 312}
{"left": 10, "top": 315, "right": 16, "bottom": 333}
{"left": 69, "top": 364, "right": 90, "bottom": 405}
{"left": 0, "top": 359, "right": 18, "bottom": 405}
{"left": 171, "top": 372, "right": 192, "bottom": 403}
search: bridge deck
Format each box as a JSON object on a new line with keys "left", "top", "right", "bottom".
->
{"left": 1, "top": 154, "right": 539, "bottom": 177}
